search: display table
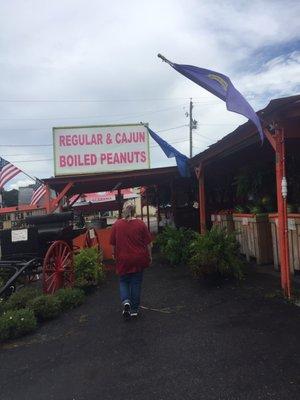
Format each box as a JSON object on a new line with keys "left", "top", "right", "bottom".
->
{"left": 232, "top": 213, "right": 273, "bottom": 265}
{"left": 73, "top": 227, "right": 113, "bottom": 260}
{"left": 211, "top": 213, "right": 234, "bottom": 233}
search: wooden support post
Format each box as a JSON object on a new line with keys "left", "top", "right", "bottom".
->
{"left": 45, "top": 185, "right": 51, "bottom": 213}
{"left": 117, "top": 189, "right": 122, "bottom": 219}
{"left": 170, "top": 180, "right": 176, "bottom": 227}
{"left": 146, "top": 188, "right": 150, "bottom": 231}
{"left": 49, "top": 182, "right": 73, "bottom": 213}
{"left": 156, "top": 185, "right": 161, "bottom": 233}
{"left": 141, "top": 191, "right": 144, "bottom": 221}
{"left": 195, "top": 163, "right": 206, "bottom": 234}
{"left": 265, "top": 127, "right": 291, "bottom": 298}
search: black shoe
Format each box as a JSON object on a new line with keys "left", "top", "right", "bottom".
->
{"left": 122, "top": 301, "right": 131, "bottom": 320}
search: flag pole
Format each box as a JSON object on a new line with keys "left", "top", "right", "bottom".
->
{"left": 157, "top": 54, "right": 172, "bottom": 66}
{"left": 22, "top": 171, "right": 37, "bottom": 182}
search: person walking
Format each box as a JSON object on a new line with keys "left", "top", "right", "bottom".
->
{"left": 110, "top": 201, "right": 152, "bottom": 319}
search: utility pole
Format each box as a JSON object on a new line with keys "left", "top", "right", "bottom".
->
{"left": 187, "top": 99, "right": 197, "bottom": 158}
{"left": 189, "top": 99, "right": 193, "bottom": 158}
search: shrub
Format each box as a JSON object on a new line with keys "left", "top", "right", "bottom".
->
{"left": 74, "top": 247, "right": 105, "bottom": 288}
{"left": 189, "top": 227, "right": 244, "bottom": 281}
{"left": 0, "top": 308, "right": 37, "bottom": 341}
{"left": 54, "top": 288, "right": 85, "bottom": 311}
{"left": 3, "top": 287, "right": 42, "bottom": 311}
{"left": 28, "top": 295, "right": 61, "bottom": 321}
{"left": 155, "top": 225, "right": 197, "bottom": 265}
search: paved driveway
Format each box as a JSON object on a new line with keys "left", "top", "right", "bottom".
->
{"left": 1, "top": 261, "right": 300, "bottom": 400}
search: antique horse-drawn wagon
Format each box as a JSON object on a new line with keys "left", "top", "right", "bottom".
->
{"left": 0, "top": 211, "right": 100, "bottom": 298}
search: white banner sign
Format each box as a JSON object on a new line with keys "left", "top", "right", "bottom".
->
{"left": 53, "top": 124, "right": 150, "bottom": 176}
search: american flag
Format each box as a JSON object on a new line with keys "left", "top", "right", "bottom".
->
{"left": 0, "top": 157, "right": 21, "bottom": 189}
{"left": 30, "top": 179, "right": 46, "bottom": 205}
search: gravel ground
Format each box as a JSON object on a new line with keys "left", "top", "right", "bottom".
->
{"left": 1, "top": 260, "right": 300, "bottom": 400}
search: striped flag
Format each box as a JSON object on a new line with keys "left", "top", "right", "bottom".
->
{"left": 0, "top": 157, "right": 21, "bottom": 189}
{"left": 30, "top": 179, "right": 46, "bottom": 205}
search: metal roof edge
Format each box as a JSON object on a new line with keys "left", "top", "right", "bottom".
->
{"left": 191, "top": 94, "right": 300, "bottom": 166}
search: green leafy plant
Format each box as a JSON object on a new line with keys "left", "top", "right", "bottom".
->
{"left": 28, "top": 295, "right": 61, "bottom": 321}
{"left": 234, "top": 205, "right": 248, "bottom": 213}
{"left": 74, "top": 247, "right": 105, "bottom": 288}
{"left": 54, "top": 288, "right": 85, "bottom": 311}
{"left": 3, "top": 287, "right": 42, "bottom": 311}
{"left": 189, "top": 227, "right": 244, "bottom": 281}
{"left": 0, "top": 308, "right": 37, "bottom": 341}
{"left": 155, "top": 225, "right": 197, "bottom": 265}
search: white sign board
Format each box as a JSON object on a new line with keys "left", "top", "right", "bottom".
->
{"left": 11, "top": 229, "right": 28, "bottom": 242}
{"left": 288, "top": 218, "right": 296, "bottom": 231}
{"left": 53, "top": 124, "right": 150, "bottom": 176}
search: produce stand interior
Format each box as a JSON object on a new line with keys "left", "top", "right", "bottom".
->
{"left": 191, "top": 95, "right": 300, "bottom": 297}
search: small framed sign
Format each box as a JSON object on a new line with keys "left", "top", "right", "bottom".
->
{"left": 11, "top": 229, "right": 28, "bottom": 242}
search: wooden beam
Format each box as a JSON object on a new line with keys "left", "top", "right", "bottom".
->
{"left": 49, "top": 182, "right": 74, "bottom": 213}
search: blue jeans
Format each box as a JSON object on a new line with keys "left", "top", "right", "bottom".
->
{"left": 119, "top": 271, "right": 144, "bottom": 312}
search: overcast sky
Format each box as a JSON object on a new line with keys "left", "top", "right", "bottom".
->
{"left": 1, "top": 0, "right": 299, "bottom": 190}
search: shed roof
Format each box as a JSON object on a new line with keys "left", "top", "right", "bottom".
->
{"left": 191, "top": 94, "right": 300, "bottom": 166}
{"left": 43, "top": 166, "right": 180, "bottom": 196}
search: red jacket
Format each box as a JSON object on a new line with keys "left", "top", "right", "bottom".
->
{"left": 110, "top": 218, "right": 152, "bottom": 275}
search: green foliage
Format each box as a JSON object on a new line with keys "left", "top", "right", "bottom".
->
{"left": 189, "top": 227, "right": 244, "bottom": 281}
{"left": 233, "top": 163, "right": 276, "bottom": 213}
{"left": 3, "top": 287, "right": 42, "bottom": 311}
{"left": 0, "top": 308, "right": 37, "bottom": 341}
{"left": 74, "top": 247, "right": 105, "bottom": 288}
{"left": 54, "top": 288, "right": 85, "bottom": 311}
{"left": 155, "top": 225, "right": 197, "bottom": 265}
{"left": 28, "top": 295, "right": 61, "bottom": 321}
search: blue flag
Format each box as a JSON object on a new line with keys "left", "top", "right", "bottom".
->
{"left": 148, "top": 128, "right": 190, "bottom": 177}
{"left": 158, "top": 54, "right": 263, "bottom": 142}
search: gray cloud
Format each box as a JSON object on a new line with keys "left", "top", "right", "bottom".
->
{"left": 0, "top": 0, "right": 299, "bottom": 188}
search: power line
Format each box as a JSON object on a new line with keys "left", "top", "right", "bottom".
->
{"left": 0, "top": 104, "right": 186, "bottom": 121}
{"left": 156, "top": 124, "right": 188, "bottom": 133}
{"left": 0, "top": 97, "right": 213, "bottom": 103}
{"left": 0, "top": 144, "right": 52, "bottom": 147}
{"left": 0, "top": 123, "right": 189, "bottom": 133}
{"left": 1, "top": 153, "right": 51, "bottom": 157}
{"left": 11, "top": 158, "right": 53, "bottom": 163}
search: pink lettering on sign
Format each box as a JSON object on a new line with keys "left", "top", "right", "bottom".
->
{"left": 59, "top": 154, "right": 97, "bottom": 167}
{"left": 59, "top": 134, "right": 103, "bottom": 146}
{"left": 99, "top": 151, "right": 147, "bottom": 165}
{"left": 115, "top": 131, "right": 145, "bottom": 144}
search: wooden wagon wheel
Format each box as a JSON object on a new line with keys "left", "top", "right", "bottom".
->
{"left": 85, "top": 228, "right": 100, "bottom": 251}
{"left": 42, "top": 240, "right": 74, "bottom": 294}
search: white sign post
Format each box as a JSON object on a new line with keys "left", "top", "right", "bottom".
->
{"left": 53, "top": 124, "right": 150, "bottom": 176}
